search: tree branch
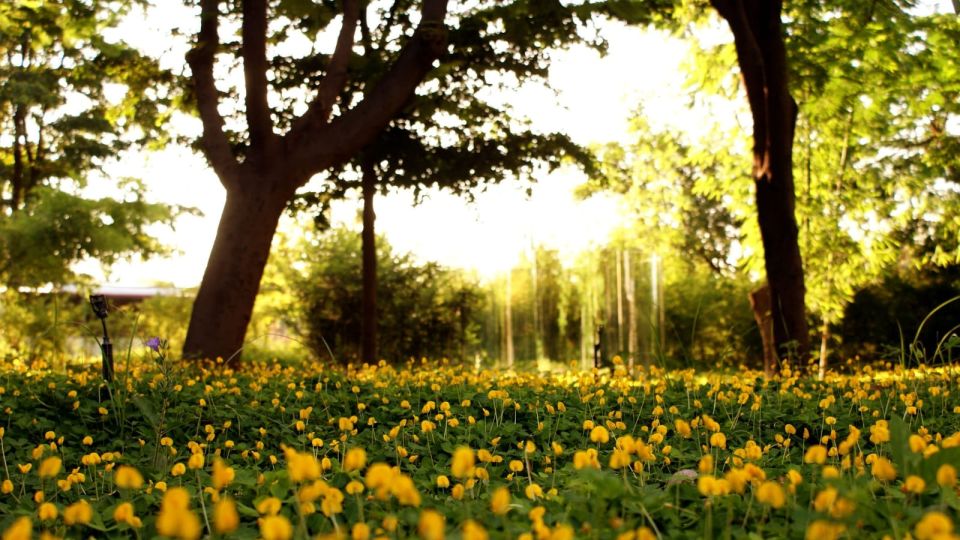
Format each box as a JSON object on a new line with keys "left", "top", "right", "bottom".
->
{"left": 286, "top": 0, "right": 448, "bottom": 180}
{"left": 242, "top": 0, "right": 274, "bottom": 157}
{"left": 186, "top": 0, "right": 240, "bottom": 187}
{"left": 286, "top": 0, "right": 360, "bottom": 137}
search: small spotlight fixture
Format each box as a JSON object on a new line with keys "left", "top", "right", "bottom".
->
{"left": 89, "top": 294, "right": 114, "bottom": 381}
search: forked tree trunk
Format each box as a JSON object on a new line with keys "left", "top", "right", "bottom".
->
{"left": 360, "top": 161, "right": 378, "bottom": 365}
{"left": 181, "top": 0, "right": 448, "bottom": 362}
{"left": 711, "top": 0, "right": 810, "bottom": 364}
{"left": 183, "top": 185, "right": 289, "bottom": 361}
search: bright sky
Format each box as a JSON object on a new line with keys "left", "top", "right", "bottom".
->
{"left": 81, "top": 9, "right": 699, "bottom": 287}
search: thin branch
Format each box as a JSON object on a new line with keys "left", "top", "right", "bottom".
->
{"left": 286, "top": 0, "right": 448, "bottom": 179}
{"left": 286, "top": 0, "right": 360, "bottom": 137}
{"left": 242, "top": 0, "right": 273, "bottom": 157}
{"left": 186, "top": 0, "right": 239, "bottom": 187}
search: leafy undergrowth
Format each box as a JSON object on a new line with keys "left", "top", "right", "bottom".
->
{"left": 0, "top": 357, "right": 959, "bottom": 540}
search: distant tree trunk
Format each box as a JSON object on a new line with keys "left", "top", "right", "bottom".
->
{"left": 504, "top": 270, "right": 514, "bottom": 369}
{"left": 184, "top": 184, "right": 289, "bottom": 361}
{"left": 711, "top": 0, "right": 809, "bottom": 364}
{"left": 749, "top": 284, "right": 776, "bottom": 377}
{"left": 818, "top": 319, "right": 829, "bottom": 380}
{"left": 361, "top": 159, "right": 378, "bottom": 365}
{"left": 624, "top": 250, "right": 638, "bottom": 371}
{"left": 616, "top": 249, "right": 624, "bottom": 354}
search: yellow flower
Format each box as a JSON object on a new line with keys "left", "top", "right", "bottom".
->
{"left": 805, "top": 520, "right": 845, "bottom": 540}
{"left": 709, "top": 432, "right": 727, "bottom": 449}
{"left": 286, "top": 450, "right": 320, "bottom": 483}
{"left": 38, "top": 502, "right": 58, "bottom": 521}
{"left": 418, "top": 509, "right": 445, "bottom": 540}
{"left": 908, "top": 434, "right": 927, "bottom": 453}
{"left": 436, "top": 475, "right": 450, "bottom": 489}
{"left": 188, "top": 452, "right": 205, "bottom": 470}
{"left": 452, "top": 483, "right": 465, "bottom": 500}
{"left": 813, "top": 487, "right": 838, "bottom": 513}
{"left": 257, "top": 497, "right": 283, "bottom": 516}
{"left": 212, "top": 459, "right": 235, "bottom": 490}
{"left": 451, "top": 447, "right": 475, "bottom": 479}
{"left": 462, "top": 520, "right": 488, "bottom": 540}
{"left": 260, "top": 515, "right": 293, "bottom": 540}
{"left": 343, "top": 448, "right": 367, "bottom": 472}
{"left": 352, "top": 522, "right": 371, "bottom": 540}
{"left": 114, "top": 502, "right": 142, "bottom": 528}
{"left": 214, "top": 498, "right": 239, "bottom": 534}
{"left": 171, "top": 462, "right": 186, "bottom": 477}
{"left": 509, "top": 460, "right": 524, "bottom": 473}
{"left": 803, "top": 445, "right": 827, "bottom": 465}
{"left": 675, "top": 419, "right": 692, "bottom": 438}
{"left": 82, "top": 436, "right": 93, "bottom": 446}
{"left": 346, "top": 480, "right": 365, "bottom": 495}
{"left": 590, "top": 426, "right": 610, "bottom": 444}
{"left": 115, "top": 466, "right": 144, "bottom": 490}
{"left": 871, "top": 456, "right": 897, "bottom": 482}
{"left": 38, "top": 457, "right": 61, "bottom": 479}
{"left": 903, "top": 475, "right": 926, "bottom": 494}
{"left": 914, "top": 511, "right": 954, "bottom": 540}
{"left": 2, "top": 517, "right": 31, "bottom": 540}
{"left": 755, "top": 481, "right": 785, "bottom": 509}
{"left": 525, "top": 483, "right": 544, "bottom": 500}
{"left": 490, "top": 486, "right": 511, "bottom": 515}
{"left": 64, "top": 499, "right": 93, "bottom": 526}
{"left": 573, "top": 449, "right": 600, "bottom": 470}
{"left": 937, "top": 464, "right": 957, "bottom": 488}
{"left": 1, "top": 479, "right": 12, "bottom": 494}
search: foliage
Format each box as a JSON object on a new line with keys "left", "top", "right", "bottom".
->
{"left": 841, "top": 266, "right": 960, "bottom": 363}
{"left": 1, "top": 357, "right": 959, "bottom": 538}
{"left": 0, "top": 184, "right": 180, "bottom": 287}
{"left": 0, "top": 0, "right": 183, "bottom": 287}
{"left": 264, "top": 227, "right": 486, "bottom": 364}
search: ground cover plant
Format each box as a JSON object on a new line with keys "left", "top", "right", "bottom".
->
{"left": 0, "top": 352, "right": 958, "bottom": 540}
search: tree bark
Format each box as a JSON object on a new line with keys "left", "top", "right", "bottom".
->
{"left": 182, "top": 183, "right": 289, "bottom": 361}
{"left": 360, "top": 160, "right": 378, "bottom": 365}
{"left": 749, "top": 284, "right": 776, "bottom": 377}
{"left": 711, "top": 0, "right": 810, "bottom": 363}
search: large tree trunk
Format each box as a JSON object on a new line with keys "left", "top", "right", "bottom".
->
{"left": 182, "top": 185, "right": 288, "bottom": 361}
{"left": 711, "top": 0, "right": 809, "bottom": 364}
{"left": 360, "top": 160, "right": 378, "bottom": 365}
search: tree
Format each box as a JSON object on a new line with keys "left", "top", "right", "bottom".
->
{"left": 708, "top": 0, "right": 809, "bottom": 363}
{"left": 0, "top": 0, "right": 180, "bottom": 287}
{"left": 268, "top": 226, "right": 485, "bottom": 363}
{"left": 182, "top": 0, "right": 662, "bottom": 361}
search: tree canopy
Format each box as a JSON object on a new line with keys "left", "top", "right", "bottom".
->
{"left": 0, "top": 0, "right": 182, "bottom": 287}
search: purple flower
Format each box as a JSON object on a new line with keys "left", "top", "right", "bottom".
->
{"left": 146, "top": 337, "right": 162, "bottom": 352}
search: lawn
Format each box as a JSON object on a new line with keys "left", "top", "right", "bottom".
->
{"left": 0, "top": 355, "right": 958, "bottom": 539}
